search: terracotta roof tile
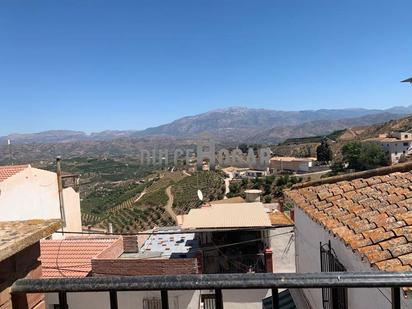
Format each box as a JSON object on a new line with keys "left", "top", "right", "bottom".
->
{"left": 40, "top": 236, "right": 121, "bottom": 278}
{"left": 380, "top": 237, "right": 407, "bottom": 250}
{"left": 0, "top": 164, "right": 29, "bottom": 183}
{"left": 365, "top": 250, "right": 392, "bottom": 263}
{"left": 285, "top": 167, "right": 412, "bottom": 272}
{"left": 389, "top": 243, "right": 412, "bottom": 257}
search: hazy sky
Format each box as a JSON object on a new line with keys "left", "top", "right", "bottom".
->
{"left": 1, "top": 0, "right": 412, "bottom": 135}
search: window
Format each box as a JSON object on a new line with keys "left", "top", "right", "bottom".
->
{"left": 404, "top": 142, "right": 409, "bottom": 147}
{"left": 143, "top": 298, "right": 161, "bottom": 309}
{"left": 320, "top": 241, "right": 348, "bottom": 309}
{"left": 201, "top": 294, "right": 216, "bottom": 309}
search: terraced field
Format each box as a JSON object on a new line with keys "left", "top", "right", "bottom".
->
{"left": 92, "top": 171, "right": 187, "bottom": 233}
{"left": 171, "top": 171, "right": 225, "bottom": 215}
{"left": 88, "top": 170, "right": 225, "bottom": 233}
{"left": 97, "top": 205, "right": 174, "bottom": 233}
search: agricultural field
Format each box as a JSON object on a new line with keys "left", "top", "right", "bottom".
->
{"left": 96, "top": 205, "right": 174, "bottom": 233}
{"left": 91, "top": 171, "right": 187, "bottom": 232}
{"left": 81, "top": 182, "right": 146, "bottom": 216}
{"left": 171, "top": 171, "right": 225, "bottom": 215}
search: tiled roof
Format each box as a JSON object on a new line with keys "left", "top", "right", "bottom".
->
{"left": 0, "top": 219, "right": 61, "bottom": 262}
{"left": 0, "top": 164, "right": 29, "bottom": 183}
{"left": 40, "top": 236, "right": 120, "bottom": 278}
{"left": 286, "top": 164, "right": 412, "bottom": 272}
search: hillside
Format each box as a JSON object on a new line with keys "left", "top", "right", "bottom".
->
{"left": 3, "top": 106, "right": 412, "bottom": 146}
{"left": 253, "top": 112, "right": 403, "bottom": 144}
{"left": 272, "top": 115, "right": 412, "bottom": 158}
{"left": 92, "top": 170, "right": 225, "bottom": 233}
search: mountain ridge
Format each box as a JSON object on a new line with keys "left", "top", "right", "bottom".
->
{"left": 2, "top": 105, "right": 412, "bottom": 144}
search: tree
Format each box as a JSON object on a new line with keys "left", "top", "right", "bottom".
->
{"left": 342, "top": 141, "right": 388, "bottom": 171}
{"left": 229, "top": 182, "right": 240, "bottom": 195}
{"left": 238, "top": 143, "right": 249, "bottom": 154}
{"left": 263, "top": 195, "right": 272, "bottom": 203}
{"left": 316, "top": 138, "right": 333, "bottom": 163}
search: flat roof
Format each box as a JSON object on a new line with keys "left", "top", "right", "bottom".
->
{"left": 270, "top": 156, "right": 316, "bottom": 162}
{"left": 181, "top": 202, "right": 271, "bottom": 229}
{"left": 364, "top": 137, "right": 412, "bottom": 143}
{"left": 210, "top": 196, "right": 246, "bottom": 204}
{"left": 0, "top": 219, "right": 61, "bottom": 262}
{"left": 267, "top": 211, "right": 294, "bottom": 226}
{"left": 135, "top": 227, "right": 199, "bottom": 259}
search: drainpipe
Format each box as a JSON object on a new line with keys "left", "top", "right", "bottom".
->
{"left": 56, "top": 157, "right": 66, "bottom": 231}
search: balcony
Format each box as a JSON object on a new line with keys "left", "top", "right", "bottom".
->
{"left": 11, "top": 272, "right": 410, "bottom": 309}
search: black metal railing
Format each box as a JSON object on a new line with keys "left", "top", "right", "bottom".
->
{"left": 11, "top": 272, "right": 411, "bottom": 309}
{"left": 321, "top": 241, "right": 347, "bottom": 309}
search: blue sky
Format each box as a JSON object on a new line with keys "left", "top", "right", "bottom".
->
{"left": 1, "top": 0, "right": 412, "bottom": 135}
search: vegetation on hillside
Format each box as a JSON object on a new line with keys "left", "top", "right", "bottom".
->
{"left": 227, "top": 175, "right": 302, "bottom": 203}
{"left": 172, "top": 171, "right": 225, "bottom": 215}
{"left": 341, "top": 141, "right": 388, "bottom": 171}
{"left": 91, "top": 171, "right": 186, "bottom": 231}
{"left": 316, "top": 138, "right": 333, "bottom": 162}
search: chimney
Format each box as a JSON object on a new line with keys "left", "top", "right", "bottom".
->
{"left": 264, "top": 248, "right": 273, "bottom": 273}
{"left": 245, "top": 189, "right": 262, "bottom": 203}
{"left": 123, "top": 235, "right": 139, "bottom": 253}
{"left": 56, "top": 156, "right": 66, "bottom": 227}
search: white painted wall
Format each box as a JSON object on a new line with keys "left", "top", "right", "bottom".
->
{"left": 294, "top": 206, "right": 412, "bottom": 309}
{"left": 268, "top": 226, "right": 295, "bottom": 273}
{"left": 372, "top": 140, "right": 412, "bottom": 164}
{"left": 0, "top": 166, "right": 81, "bottom": 233}
{"left": 45, "top": 290, "right": 273, "bottom": 309}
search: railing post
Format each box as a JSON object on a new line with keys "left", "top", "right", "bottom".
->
{"left": 110, "top": 290, "right": 118, "bottom": 309}
{"left": 161, "top": 290, "right": 169, "bottom": 309}
{"left": 272, "top": 288, "right": 279, "bottom": 309}
{"left": 392, "top": 287, "right": 401, "bottom": 309}
{"left": 215, "top": 289, "right": 223, "bottom": 309}
{"left": 58, "top": 292, "right": 68, "bottom": 309}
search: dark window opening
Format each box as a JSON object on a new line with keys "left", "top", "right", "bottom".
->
{"left": 201, "top": 294, "right": 216, "bottom": 309}
{"left": 320, "top": 241, "right": 348, "bottom": 309}
{"left": 143, "top": 298, "right": 161, "bottom": 309}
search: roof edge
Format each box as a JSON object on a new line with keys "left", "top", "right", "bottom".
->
{"left": 290, "top": 161, "right": 412, "bottom": 190}
{"left": 0, "top": 219, "right": 61, "bottom": 262}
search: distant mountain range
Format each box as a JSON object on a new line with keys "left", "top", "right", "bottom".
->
{"left": 2, "top": 105, "right": 412, "bottom": 145}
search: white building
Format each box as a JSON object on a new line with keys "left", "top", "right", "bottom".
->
{"left": 0, "top": 164, "right": 82, "bottom": 233}
{"left": 269, "top": 156, "right": 317, "bottom": 174}
{"left": 366, "top": 132, "right": 412, "bottom": 164}
{"left": 285, "top": 163, "right": 412, "bottom": 309}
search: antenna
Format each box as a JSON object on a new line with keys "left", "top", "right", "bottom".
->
{"left": 196, "top": 171, "right": 203, "bottom": 201}
{"left": 7, "top": 139, "right": 12, "bottom": 165}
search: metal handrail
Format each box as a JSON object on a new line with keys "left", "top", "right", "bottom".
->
{"left": 11, "top": 272, "right": 410, "bottom": 309}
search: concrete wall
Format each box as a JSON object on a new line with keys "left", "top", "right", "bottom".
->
{"left": 0, "top": 167, "right": 81, "bottom": 233}
{"left": 267, "top": 226, "right": 295, "bottom": 273}
{"left": 294, "top": 206, "right": 412, "bottom": 309}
